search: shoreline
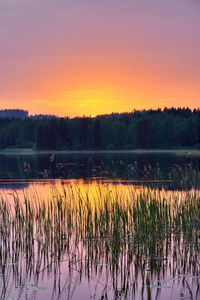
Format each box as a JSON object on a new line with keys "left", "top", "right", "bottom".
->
{"left": 0, "top": 148, "right": 199, "bottom": 156}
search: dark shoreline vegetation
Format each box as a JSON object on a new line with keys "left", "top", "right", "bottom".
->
{"left": 1, "top": 107, "right": 200, "bottom": 150}
{"left": 0, "top": 149, "right": 200, "bottom": 190}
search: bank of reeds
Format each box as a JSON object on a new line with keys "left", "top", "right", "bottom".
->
{"left": 1, "top": 182, "right": 200, "bottom": 299}
{"left": 1, "top": 183, "right": 200, "bottom": 263}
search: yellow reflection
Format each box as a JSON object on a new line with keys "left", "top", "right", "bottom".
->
{"left": 4, "top": 179, "right": 200, "bottom": 239}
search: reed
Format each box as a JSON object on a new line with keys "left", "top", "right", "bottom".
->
{"left": 1, "top": 183, "right": 200, "bottom": 258}
{"left": 1, "top": 180, "right": 200, "bottom": 299}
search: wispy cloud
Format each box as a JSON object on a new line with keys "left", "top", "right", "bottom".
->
{"left": 33, "top": 96, "right": 123, "bottom": 108}
{"left": 76, "top": 104, "right": 86, "bottom": 107}
{"left": 45, "top": 56, "right": 78, "bottom": 61}
{"left": 59, "top": 88, "right": 118, "bottom": 97}
{"left": 33, "top": 99, "right": 48, "bottom": 104}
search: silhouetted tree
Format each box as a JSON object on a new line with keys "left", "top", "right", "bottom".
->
{"left": 36, "top": 125, "right": 46, "bottom": 149}
{"left": 137, "top": 119, "right": 155, "bottom": 148}
{"left": 93, "top": 119, "right": 101, "bottom": 149}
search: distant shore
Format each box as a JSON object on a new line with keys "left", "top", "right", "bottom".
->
{"left": 0, "top": 148, "right": 199, "bottom": 156}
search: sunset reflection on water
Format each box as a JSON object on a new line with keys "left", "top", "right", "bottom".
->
{"left": 0, "top": 179, "right": 200, "bottom": 300}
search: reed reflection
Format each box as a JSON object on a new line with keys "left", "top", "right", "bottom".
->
{"left": 0, "top": 181, "right": 200, "bottom": 299}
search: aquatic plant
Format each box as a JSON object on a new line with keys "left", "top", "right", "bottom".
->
{"left": 0, "top": 182, "right": 200, "bottom": 299}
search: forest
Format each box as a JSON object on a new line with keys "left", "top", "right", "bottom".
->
{"left": 0, "top": 107, "right": 200, "bottom": 150}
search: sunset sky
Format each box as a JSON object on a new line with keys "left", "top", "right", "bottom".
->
{"left": 1, "top": 0, "right": 200, "bottom": 117}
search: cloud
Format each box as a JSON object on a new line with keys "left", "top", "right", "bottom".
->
{"left": 44, "top": 56, "right": 78, "bottom": 61}
{"left": 59, "top": 88, "right": 122, "bottom": 98}
{"left": 75, "top": 104, "right": 86, "bottom": 107}
{"left": 33, "top": 99, "right": 48, "bottom": 104}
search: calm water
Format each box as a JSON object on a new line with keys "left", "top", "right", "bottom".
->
{"left": 0, "top": 151, "right": 200, "bottom": 299}
{"left": 0, "top": 150, "right": 199, "bottom": 188}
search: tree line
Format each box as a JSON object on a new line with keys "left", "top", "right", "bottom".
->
{"left": 0, "top": 107, "right": 200, "bottom": 150}
{"left": 0, "top": 109, "right": 28, "bottom": 119}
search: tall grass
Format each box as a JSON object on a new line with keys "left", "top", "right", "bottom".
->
{"left": 1, "top": 181, "right": 200, "bottom": 298}
{"left": 1, "top": 182, "right": 200, "bottom": 258}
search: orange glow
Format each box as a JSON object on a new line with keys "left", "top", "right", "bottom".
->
{"left": 1, "top": 0, "right": 200, "bottom": 118}
{"left": 1, "top": 54, "right": 200, "bottom": 118}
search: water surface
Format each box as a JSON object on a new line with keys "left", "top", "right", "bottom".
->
{"left": 0, "top": 151, "right": 200, "bottom": 299}
{"left": 0, "top": 179, "right": 200, "bottom": 300}
{"left": 0, "top": 150, "right": 199, "bottom": 189}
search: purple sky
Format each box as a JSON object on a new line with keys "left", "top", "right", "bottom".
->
{"left": 0, "top": 0, "right": 200, "bottom": 117}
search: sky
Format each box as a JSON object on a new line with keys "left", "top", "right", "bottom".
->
{"left": 0, "top": 0, "right": 200, "bottom": 118}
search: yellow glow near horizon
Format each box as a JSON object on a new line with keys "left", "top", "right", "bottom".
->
{"left": 1, "top": 58, "right": 200, "bottom": 118}
{"left": 1, "top": 0, "right": 200, "bottom": 118}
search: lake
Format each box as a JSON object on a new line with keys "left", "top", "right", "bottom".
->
{"left": 0, "top": 149, "right": 199, "bottom": 188}
{"left": 0, "top": 150, "right": 200, "bottom": 300}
